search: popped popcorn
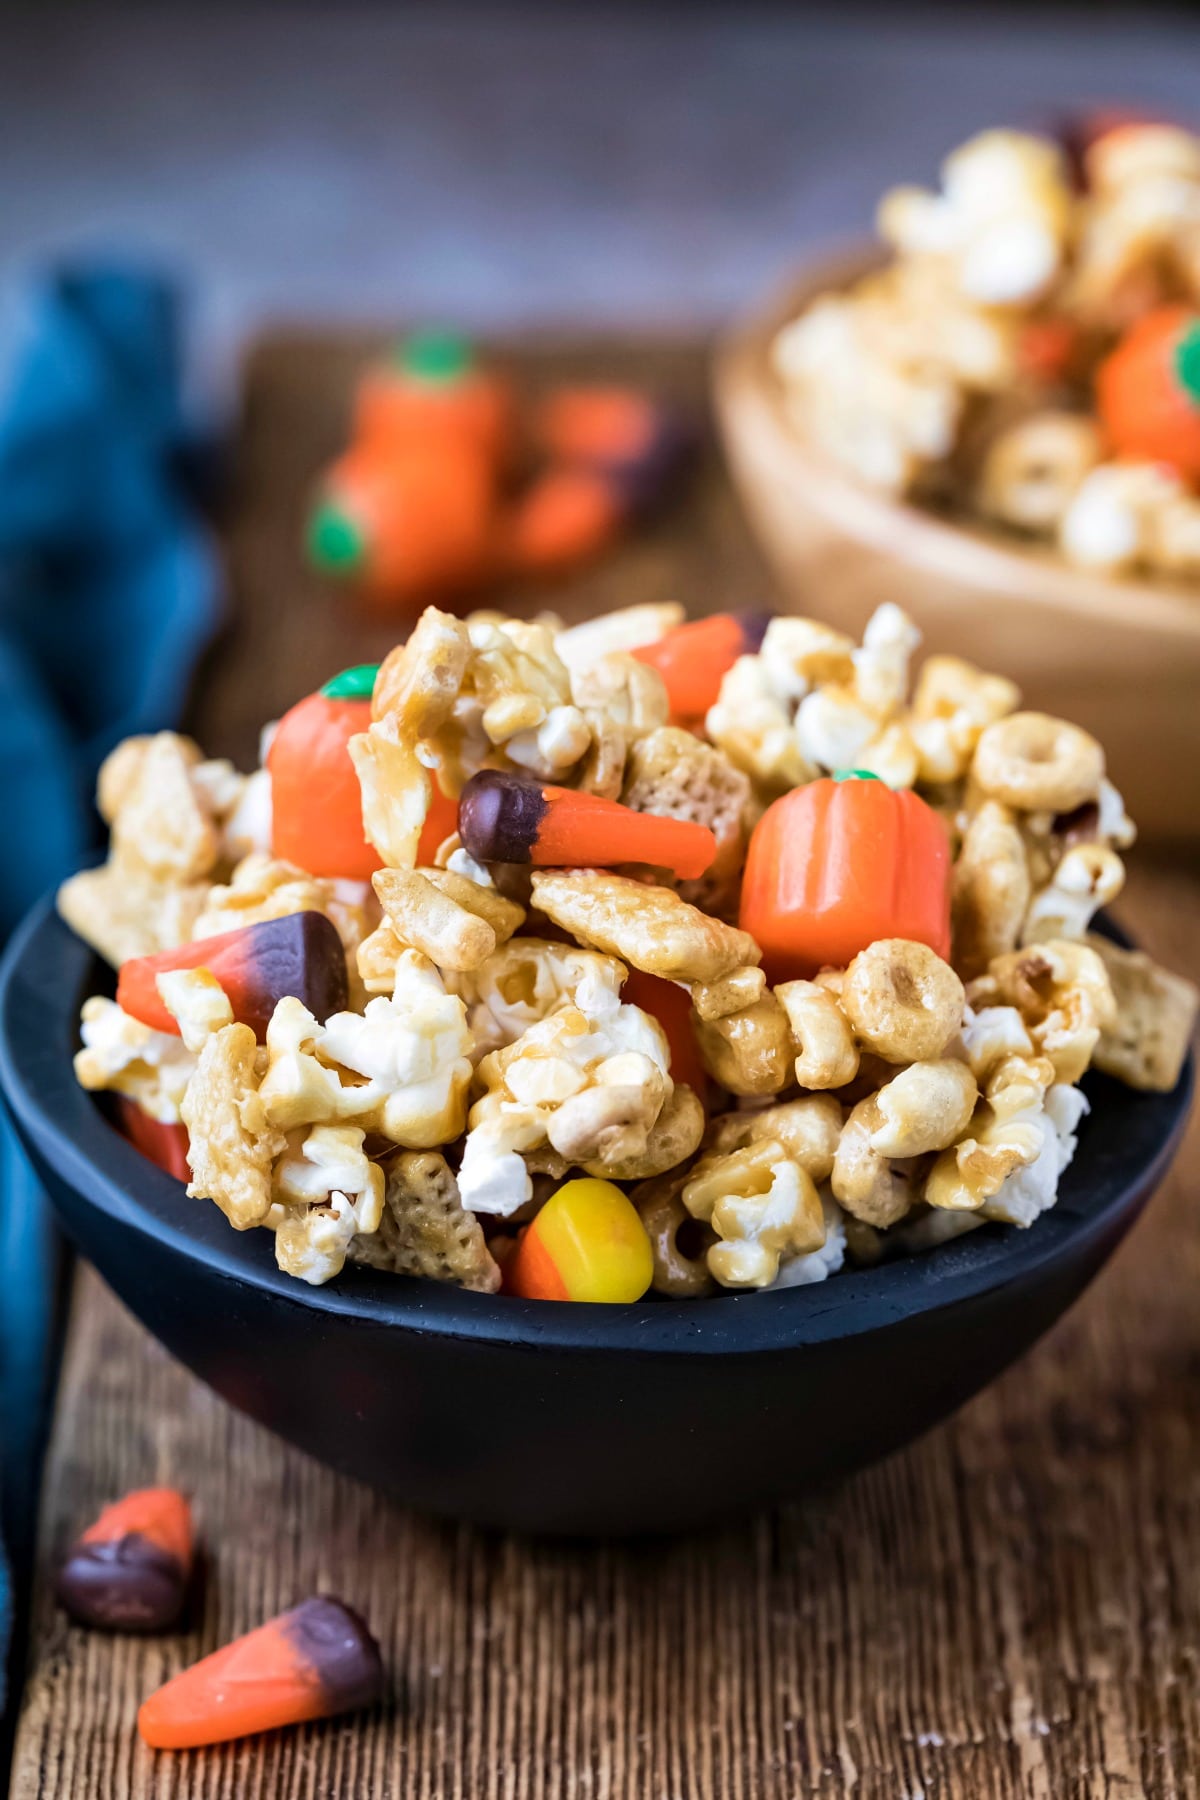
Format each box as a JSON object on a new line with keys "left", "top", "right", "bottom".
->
{"left": 771, "top": 122, "right": 1200, "bottom": 584}
{"left": 61, "top": 592, "right": 1187, "bottom": 1306}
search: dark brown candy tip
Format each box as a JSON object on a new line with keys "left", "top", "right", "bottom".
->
{"left": 458, "top": 770, "right": 547, "bottom": 866}
{"left": 56, "top": 1533, "right": 186, "bottom": 1633}
{"left": 737, "top": 610, "right": 774, "bottom": 655}
{"left": 285, "top": 1596, "right": 385, "bottom": 1712}
{"left": 246, "top": 909, "right": 349, "bottom": 1035}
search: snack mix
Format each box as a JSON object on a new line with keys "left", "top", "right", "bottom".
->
{"left": 62, "top": 600, "right": 1196, "bottom": 1300}
{"left": 772, "top": 122, "right": 1200, "bottom": 581}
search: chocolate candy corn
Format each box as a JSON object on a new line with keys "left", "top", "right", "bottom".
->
{"left": 531, "top": 385, "right": 694, "bottom": 515}
{"left": 117, "top": 911, "right": 348, "bottom": 1041}
{"left": 458, "top": 769, "right": 717, "bottom": 879}
{"left": 632, "top": 611, "right": 772, "bottom": 721}
{"left": 115, "top": 1097, "right": 191, "bottom": 1181}
{"left": 137, "top": 1596, "right": 384, "bottom": 1749}
{"left": 57, "top": 1488, "right": 193, "bottom": 1632}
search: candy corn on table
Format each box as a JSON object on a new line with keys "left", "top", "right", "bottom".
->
{"left": 8, "top": 332, "right": 1200, "bottom": 1800}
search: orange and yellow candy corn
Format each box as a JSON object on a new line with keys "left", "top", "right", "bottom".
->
{"left": 505, "top": 1179, "right": 654, "bottom": 1303}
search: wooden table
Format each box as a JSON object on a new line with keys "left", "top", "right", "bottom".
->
{"left": 9, "top": 336, "right": 1200, "bottom": 1800}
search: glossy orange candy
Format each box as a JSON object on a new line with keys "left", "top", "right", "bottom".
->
{"left": 116, "top": 1098, "right": 191, "bottom": 1182}
{"left": 1096, "top": 304, "right": 1200, "bottom": 481}
{"left": 632, "top": 611, "right": 769, "bottom": 722}
{"left": 739, "top": 773, "right": 952, "bottom": 982}
{"left": 267, "top": 670, "right": 381, "bottom": 880}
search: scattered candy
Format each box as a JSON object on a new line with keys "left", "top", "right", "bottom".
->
{"left": 457, "top": 769, "right": 717, "bottom": 879}
{"left": 1097, "top": 304, "right": 1200, "bottom": 481}
{"left": 632, "top": 611, "right": 771, "bottom": 721}
{"left": 505, "top": 466, "right": 623, "bottom": 573}
{"left": 268, "top": 672, "right": 383, "bottom": 879}
{"left": 115, "top": 1096, "right": 191, "bottom": 1181}
{"left": 117, "top": 912, "right": 348, "bottom": 1040}
{"left": 137, "top": 1595, "right": 384, "bottom": 1749}
{"left": 57, "top": 1488, "right": 193, "bottom": 1632}
{"left": 530, "top": 384, "right": 693, "bottom": 514}
{"left": 505, "top": 1178, "right": 654, "bottom": 1303}
{"left": 739, "top": 772, "right": 952, "bottom": 982}
{"left": 354, "top": 329, "right": 514, "bottom": 465}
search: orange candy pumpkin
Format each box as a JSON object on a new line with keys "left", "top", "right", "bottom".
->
{"left": 739, "top": 774, "right": 951, "bottom": 983}
{"left": 267, "top": 669, "right": 382, "bottom": 881}
{"left": 1096, "top": 305, "right": 1200, "bottom": 481}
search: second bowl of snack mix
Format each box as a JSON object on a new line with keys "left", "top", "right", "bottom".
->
{"left": 57, "top": 598, "right": 1196, "bottom": 1306}
{"left": 716, "top": 122, "right": 1200, "bottom": 840}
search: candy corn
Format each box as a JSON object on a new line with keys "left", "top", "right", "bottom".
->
{"left": 117, "top": 912, "right": 348, "bottom": 1041}
{"left": 268, "top": 674, "right": 383, "bottom": 879}
{"left": 57, "top": 1488, "right": 193, "bottom": 1632}
{"left": 530, "top": 385, "right": 693, "bottom": 512}
{"left": 620, "top": 968, "right": 709, "bottom": 1105}
{"left": 739, "top": 772, "right": 952, "bottom": 982}
{"left": 115, "top": 1097, "right": 191, "bottom": 1181}
{"left": 505, "top": 1179, "right": 654, "bottom": 1303}
{"left": 138, "top": 1596, "right": 384, "bottom": 1749}
{"left": 457, "top": 769, "right": 716, "bottom": 879}
{"left": 505, "top": 467, "right": 623, "bottom": 574}
{"left": 632, "top": 611, "right": 771, "bottom": 721}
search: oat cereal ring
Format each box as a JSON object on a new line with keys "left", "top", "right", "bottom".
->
{"left": 972, "top": 711, "right": 1104, "bottom": 814}
{"left": 841, "top": 940, "right": 965, "bottom": 1063}
{"left": 581, "top": 1083, "right": 706, "bottom": 1182}
{"left": 631, "top": 1169, "right": 717, "bottom": 1298}
{"left": 692, "top": 994, "right": 794, "bottom": 1097}
{"left": 867, "top": 1059, "right": 979, "bottom": 1158}
{"left": 690, "top": 966, "right": 766, "bottom": 1023}
{"left": 775, "top": 980, "right": 860, "bottom": 1090}
{"left": 951, "top": 800, "right": 1032, "bottom": 980}
{"left": 830, "top": 1097, "right": 917, "bottom": 1228}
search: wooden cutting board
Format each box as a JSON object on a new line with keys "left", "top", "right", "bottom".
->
{"left": 8, "top": 332, "right": 1200, "bottom": 1800}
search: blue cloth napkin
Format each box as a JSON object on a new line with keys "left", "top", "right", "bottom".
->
{"left": 0, "top": 265, "right": 222, "bottom": 1720}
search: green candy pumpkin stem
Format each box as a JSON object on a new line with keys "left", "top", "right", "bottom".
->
{"left": 319, "top": 663, "right": 380, "bottom": 701}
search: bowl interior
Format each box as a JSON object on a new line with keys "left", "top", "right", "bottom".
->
{"left": 0, "top": 896, "right": 1192, "bottom": 1360}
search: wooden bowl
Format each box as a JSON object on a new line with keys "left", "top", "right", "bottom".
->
{"left": 0, "top": 896, "right": 1191, "bottom": 1536}
{"left": 714, "top": 247, "right": 1200, "bottom": 842}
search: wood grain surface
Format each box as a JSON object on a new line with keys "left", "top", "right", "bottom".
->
{"left": 10, "top": 336, "right": 1200, "bottom": 1800}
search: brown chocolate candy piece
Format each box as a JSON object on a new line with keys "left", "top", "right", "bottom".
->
{"left": 57, "top": 1532, "right": 188, "bottom": 1633}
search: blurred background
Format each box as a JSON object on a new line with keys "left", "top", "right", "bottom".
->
{"left": 5, "top": 3, "right": 1199, "bottom": 365}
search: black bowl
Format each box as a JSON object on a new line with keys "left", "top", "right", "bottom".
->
{"left": 0, "top": 897, "right": 1191, "bottom": 1535}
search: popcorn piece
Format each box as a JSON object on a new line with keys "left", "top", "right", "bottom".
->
{"left": 776, "top": 980, "right": 860, "bottom": 1090}
{"left": 570, "top": 651, "right": 670, "bottom": 798}
{"left": 923, "top": 1052, "right": 1055, "bottom": 1213}
{"left": 1085, "top": 933, "right": 1198, "bottom": 1092}
{"left": 979, "top": 1083, "right": 1088, "bottom": 1227}
{"left": 447, "top": 940, "right": 627, "bottom": 1057}
{"left": 530, "top": 870, "right": 759, "bottom": 985}
{"left": 348, "top": 1149, "right": 499, "bottom": 1291}
{"left": 910, "top": 654, "right": 1020, "bottom": 785}
{"left": 973, "top": 711, "right": 1104, "bottom": 815}
{"left": 1022, "top": 843, "right": 1124, "bottom": 943}
{"left": 156, "top": 968, "right": 234, "bottom": 1053}
{"left": 975, "top": 412, "right": 1104, "bottom": 535}
{"left": 766, "top": 1191, "right": 848, "bottom": 1288}
{"left": 705, "top": 654, "right": 814, "bottom": 794}
{"left": 841, "top": 939, "right": 965, "bottom": 1063}
{"left": 1059, "top": 460, "right": 1186, "bottom": 574}
{"left": 682, "top": 1137, "right": 827, "bottom": 1289}
{"left": 458, "top": 959, "right": 677, "bottom": 1217}
{"left": 968, "top": 939, "right": 1115, "bottom": 1083}
{"left": 879, "top": 130, "right": 1071, "bottom": 307}
{"left": 952, "top": 800, "right": 1032, "bottom": 978}
{"left": 74, "top": 998, "right": 196, "bottom": 1124}
{"left": 182, "top": 1023, "right": 287, "bottom": 1229}
{"left": 1073, "top": 125, "right": 1200, "bottom": 327}
{"left": 270, "top": 1124, "right": 385, "bottom": 1285}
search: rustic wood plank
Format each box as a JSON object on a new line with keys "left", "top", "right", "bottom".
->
{"left": 10, "top": 335, "right": 1200, "bottom": 1799}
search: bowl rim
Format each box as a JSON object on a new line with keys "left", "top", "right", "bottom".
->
{"left": 0, "top": 892, "right": 1191, "bottom": 1358}
{"left": 714, "top": 240, "right": 1200, "bottom": 643}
